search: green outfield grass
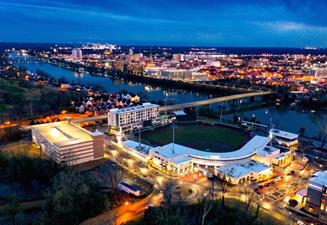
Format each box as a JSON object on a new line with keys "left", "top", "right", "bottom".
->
{"left": 142, "top": 123, "right": 248, "bottom": 152}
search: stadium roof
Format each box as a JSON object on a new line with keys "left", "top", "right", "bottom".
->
{"left": 152, "top": 135, "right": 271, "bottom": 161}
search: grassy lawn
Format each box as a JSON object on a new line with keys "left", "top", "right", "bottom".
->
{"left": 142, "top": 123, "right": 248, "bottom": 152}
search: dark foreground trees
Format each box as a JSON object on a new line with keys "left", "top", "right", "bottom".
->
{"left": 40, "top": 170, "right": 108, "bottom": 225}
{"left": 0, "top": 152, "right": 62, "bottom": 188}
{"left": 126, "top": 199, "right": 281, "bottom": 225}
{"left": 0, "top": 151, "right": 109, "bottom": 225}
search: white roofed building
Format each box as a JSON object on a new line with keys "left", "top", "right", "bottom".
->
{"left": 148, "top": 135, "right": 271, "bottom": 175}
{"left": 31, "top": 120, "right": 104, "bottom": 165}
{"left": 269, "top": 129, "right": 298, "bottom": 148}
{"left": 217, "top": 160, "right": 273, "bottom": 185}
{"left": 252, "top": 145, "right": 293, "bottom": 166}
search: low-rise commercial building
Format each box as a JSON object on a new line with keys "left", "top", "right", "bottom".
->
{"left": 31, "top": 120, "right": 104, "bottom": 165}
{"left": 252, "top": 145, "right": 293, "bottom": 166}
{"left": 108, "top": 103, "right": 160, "bottom": 132}
{"left": 217, "top": 160, "right": 273, "bottom": 185}
{"left": 149, "top": 144, "right": 193, "bottom": 175}
{"left": 269, "top": 129, "right": 298, "bottom": 147}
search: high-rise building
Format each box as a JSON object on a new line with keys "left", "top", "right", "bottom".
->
{"left": 71, "top": 48, "right": 83, "bottom": 61}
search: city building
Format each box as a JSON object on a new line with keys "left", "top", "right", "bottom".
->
{"left": 306, "top": 170, "right": 327, "bottom": 221}
{"left": 160, "top": 69, "right": 192, "bottom": 81}
{"left": 71, "top": 48, "right": 83, "bottom": 61}
{"left": 269, "top": 129, "right": 298, "bottom": 147}
{"left": 108, "top": 103, "right": 160, "bottom": 133}
{"left": 172, "top": 53, "right": 185, "bottom": 61}
{"left": 149, "top": 144, "right": 193, "bottom": 175}
{"left": 122, "top": 140, "right": 152, "bottom": 161}
{"left": 191, "top": 72, "right": 209, "bottom": 81}
{"left": 252, "top": 145, "right": 293, "bottom": 166}
{"left": 31, "top": 120, "right": 104, "bottom": 165}
{"left": 217, "top": 160, "right": 273, "bottom": 185}
{"left": 144, "top": 67, "right": 161, "bottom": 77}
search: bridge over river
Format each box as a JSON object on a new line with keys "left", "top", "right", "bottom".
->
{"left": 72, "top": 91, "right": 274, "bottom": 123}
{"left": 159, "top": 91, "right": 274, "bottom": 112}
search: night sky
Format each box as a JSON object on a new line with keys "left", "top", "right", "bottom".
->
{"left": 0, "top": 0, "right": 326, "bottom": 47}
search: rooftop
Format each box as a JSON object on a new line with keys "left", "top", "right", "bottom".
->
{"left": 119, "top": 182, "right": 141, "bottom": 192}
{"left": 32, "top": 121, "right": 97, "bottom": 147}
{"left": 218, "top": 160, "right": 271, "bottom": 179}
{"left": 123, "top": 140, "right": 152, "bottom": 154}
{"left": 270, "top": 129, "right": 298, "bottom": 140}
{"left": 256, "top": 145, "right": 280, "bottom": 156}
{"left": 310, "top": 170, "right": 327, "bottom": 187}
{"left": 109, "top": 102, "right": 159, "bottom": 114}
{"left": 152, "top": 135, "right": 271, "bottom": 161}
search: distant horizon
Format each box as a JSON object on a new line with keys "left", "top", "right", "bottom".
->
{"left": 0, "top": 41, "right": 326, "bottom": 50}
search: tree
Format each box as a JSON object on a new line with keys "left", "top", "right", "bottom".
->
{"left": 96, "top": 163, "right": 124, "bottom": 193}
{"left": 298, "top": 127, "right": 305, "bottom": 137}
{"left": 241, "top": 189, "right": 256, "bottom": 217}
{"left": 42, "top": 170, "right": 108, "bottom": 225}
{"left": 219, "top": 168, "right": 234, "bottom": 208}
{"left": 199, "top": 196, "right": 213, "bottom": 225}
{"left": 162, "top": 181, "right": 174, "bottom": 208}
{"left": 3, "top": 195, "right": 22, "bottom": 225}
{"left": 288, "top": 199, "right": 298, "bottom": 208}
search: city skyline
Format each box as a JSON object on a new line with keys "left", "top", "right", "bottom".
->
{"left": 1, "top": 0, "right": 327, "bottom": 47}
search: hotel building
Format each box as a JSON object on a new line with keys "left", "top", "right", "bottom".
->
{"left": 108, "top": 103, "right": 160, "bottom": 132}
{"left": 31, "top": 120, "right": 104, "bottom": 165}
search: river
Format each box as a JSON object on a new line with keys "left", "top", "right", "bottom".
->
{"left": 223, "top": 106, "right": 325, "bottom": 139}
{"left": 9, "top": 54, "right": 325, "bottom": 138}
{"left": 9, "top": 54, "right": 212, "bottom": 104}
